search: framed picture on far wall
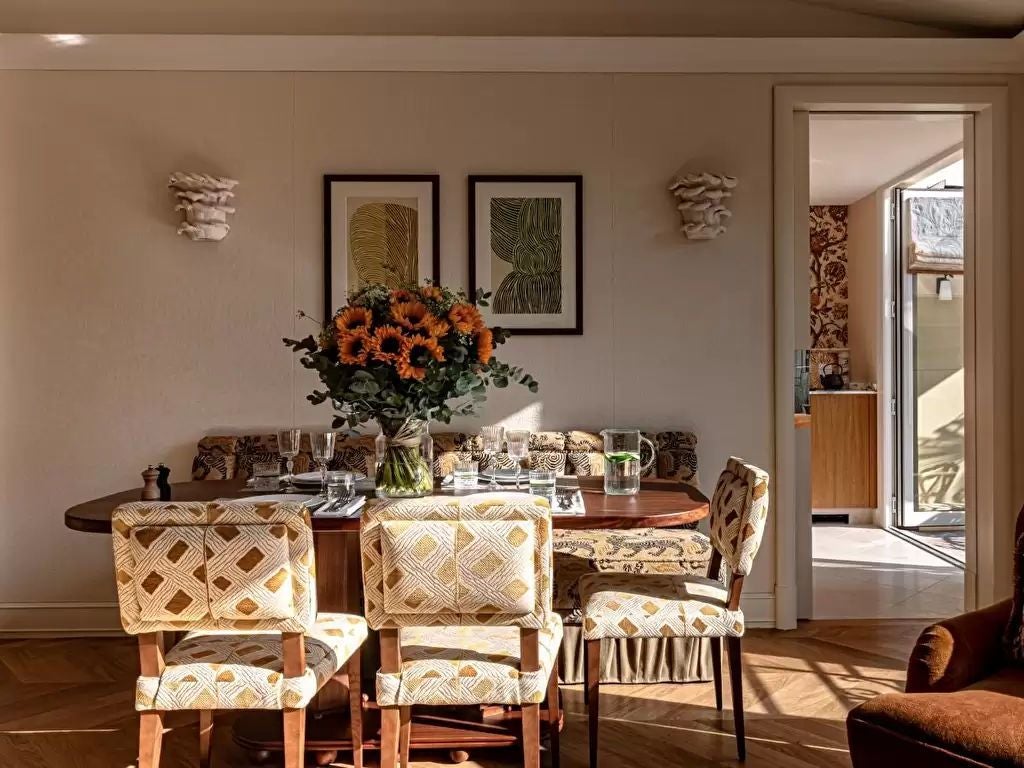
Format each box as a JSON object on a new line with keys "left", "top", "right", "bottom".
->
{"left": 469, "top": 175, "right": 583, "bottom": 335}
{"left": 323, "top": 174, "right": 439, "bottom": 319}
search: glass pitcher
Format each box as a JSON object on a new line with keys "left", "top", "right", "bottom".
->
{"left": 601, "top": 428, "right": 655, "bottom": 495}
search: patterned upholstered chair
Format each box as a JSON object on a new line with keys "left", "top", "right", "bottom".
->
{"left": 111, "top": 501, "right": 368, "bottom": 768}
{"left": 360, "top": 499, "right": 563, "bottom": 768}
{"left": 578, "top": 458, "right": 769, "bottom": 764}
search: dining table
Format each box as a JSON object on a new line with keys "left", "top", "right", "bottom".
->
{"left": 65, "top": 475, "right": 710, "bottom": 765}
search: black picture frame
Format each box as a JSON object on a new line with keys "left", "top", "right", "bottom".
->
{"left": 468, "top": 174, "right": 584, "bottom": 335}
{"left": 323, "top": 174, "right": 440, "bottom": 321}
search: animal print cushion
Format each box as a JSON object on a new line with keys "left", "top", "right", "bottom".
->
{"left": 579, "top": 573, "right": 743, "bottom": 640}
{"left": 376, "top": 613, "right": 563, "bottom": 707}
{"left": 135, "top": 613, "right": 367, "bottom": 711}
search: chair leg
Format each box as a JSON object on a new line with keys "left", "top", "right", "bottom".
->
{"left": 726, "top": 636, "right": 746, "bottom": 761}
{"left": 347, "top": 652, "right": 364, "bottom": 768}
{"left": 585, "top": 638, "right": 601, "bottom": 768}
{"left": 283, "top": 708, "right": 306, "bottom": 768}
{"left": 380, "top": 707, "right": 400, "bottom": 768}
{"left": 138, "top": 711, "right": 164, "bottom": 768}
{"left": 198, "top": 710, "right": 213, "bottom": 768}
{"left": 710, "top": 638, "right": 724, "bottom": 712}
{"left": 546, "top": 662, "right": 561, "bottom": 768}
{"left": 522, "top": 703, "right": 541, "bottom": 768}
{"left": 399, "top": 706, "right": 412, "bottom": 768}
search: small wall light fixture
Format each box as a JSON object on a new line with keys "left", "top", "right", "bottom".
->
{"left": 937, "top": 275, "right": 954, "bottom": 301}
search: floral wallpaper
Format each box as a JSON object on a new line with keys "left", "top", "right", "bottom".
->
{"left": 810, "top": 205, "right": 849, "bottom": 349}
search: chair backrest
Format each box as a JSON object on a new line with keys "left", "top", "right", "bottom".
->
{"left": 360, "top": 499, "right": 553, "bottom": 630}
{"left": 708, "top": 457, "right": 770, "bottom": 577}
{"left": 111, "top": 501, "right": 316, "bottom": 635}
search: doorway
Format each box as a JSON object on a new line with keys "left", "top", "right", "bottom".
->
{"left": 804, "top": 114, "right": 965, "bottom": 619}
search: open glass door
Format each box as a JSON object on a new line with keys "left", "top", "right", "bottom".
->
{"left": 892, "top": 180, "right": 966, "bottom": 538}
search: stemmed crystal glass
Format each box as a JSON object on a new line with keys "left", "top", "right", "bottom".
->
{"left": 505, "top": 429, "right": 531, "bottom": 489}
{"left": 277, "top": 428, "right": 301, "bottom": 490}
{"left": 480, "top": 425, "right": 505, "bottom": 491}
{"left": 311, "top": 431, "right": 336, "bottom": 498}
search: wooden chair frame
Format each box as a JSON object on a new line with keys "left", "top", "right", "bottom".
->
{"left": 585, "top": 548, "right": 748, "bottom": 766}
{"left": 378, "top": 627, "right": 561, "bottom": 768}
{"left": 135, "top": 630, "right": 364, "bottom": 768}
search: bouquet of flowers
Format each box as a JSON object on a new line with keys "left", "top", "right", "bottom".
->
{"left": 284, "top": 282, "right": 538, "bottom": 497}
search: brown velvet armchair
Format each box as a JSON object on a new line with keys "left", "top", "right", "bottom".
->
{"left": 847, "top": 508, "right": 1024, "bottom": 768}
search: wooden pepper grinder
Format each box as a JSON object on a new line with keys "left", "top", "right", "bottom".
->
{"left": 141, "top": 465, "right": 160, "bottom": 501}
{"left": 157, "top": 463, "right": 172, "bottom": 501}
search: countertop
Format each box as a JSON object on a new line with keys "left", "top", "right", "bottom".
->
{"left": 809, "top": 390, "right": 877, "bottom": 396}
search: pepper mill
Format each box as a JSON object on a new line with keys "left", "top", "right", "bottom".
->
{"left": 156, "top": 463, "right": 172, "bottom": 501}
{"left": 141, "top": 465, "right": 160, "bottom": 501}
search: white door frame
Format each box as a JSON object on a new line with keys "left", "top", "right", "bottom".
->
{"left": 773, "top": 85, "right": 1010, "bottom": 629}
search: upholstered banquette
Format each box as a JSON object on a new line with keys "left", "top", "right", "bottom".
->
{"left": 191, "top": 429, "right": 712, "bottom": 684}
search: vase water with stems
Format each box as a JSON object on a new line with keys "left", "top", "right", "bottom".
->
{"left": 311, "top": 431, "right": 336, "bottom": 498}
{"left": 277, "top": 428, "right": 301, "bottom": 489}
{"left": 480, "top": 425, "right": 505, "bottom": 490}
{"left": 505, "top": 429, "right": 531, "bottom": 489}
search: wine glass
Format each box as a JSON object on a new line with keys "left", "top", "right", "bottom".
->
{"left": 505, "top": 429, "right": 531, "bottom": 489}
{"left": 480, "top": 425, "right": 505, "bottom": 491}
{"left": 277, "top": 428, "right": 301, "bottom": 489}
{"left": 311, "top": 431, "right": 336, "bottom": 498}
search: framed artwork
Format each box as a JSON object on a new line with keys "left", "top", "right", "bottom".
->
{"left": 323, "top": 174, "right": 439, "bottom": 318}
{"left": 469, "top": 175, "right": 583, "bottom": 335}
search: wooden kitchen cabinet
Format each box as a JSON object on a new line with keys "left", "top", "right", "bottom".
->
{"left": 810, "top": 392, "right": 877, "bottom": 508}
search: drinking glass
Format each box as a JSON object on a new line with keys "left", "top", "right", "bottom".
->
{"left": 454, "top": 457, "right": 479, "bottom": 490}
{"left": 277, "top": 428, "right": 301, "bottom": 488}
{"left": 252, "top": 461, "right": 281, "bottom": 492}
{"left": 528, "top": 469, "right": 557, "bottom": 501}
{"left": 326, "top": 471, "right": 356, "bottom": 506}
{"left": 311, "top": 431, "right": 336, "bottom": 498}
{"left": 505, "top": 429, "right": 531, "bottom": 489}
{"left": 480, "top": 425, "right": 505, "bottom": 491}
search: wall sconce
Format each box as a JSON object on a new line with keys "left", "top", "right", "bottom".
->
{"left": 168, "top": 171, "right": 238, "bottom": 242}
{"left": 936, "top": 275, "right": 953, "bottom": 301}
{"left": 669, "top": 172, "right": 738, "bottom": 240}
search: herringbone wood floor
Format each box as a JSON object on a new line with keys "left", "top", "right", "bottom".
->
{"left": 0, "top": 620, "right": 923, "bottom": 767}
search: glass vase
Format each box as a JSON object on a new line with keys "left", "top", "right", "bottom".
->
{"left": 375, "top": 417, "right": 434, "bottom": 498}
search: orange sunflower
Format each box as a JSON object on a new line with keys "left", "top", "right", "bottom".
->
{"left": 397, "top": 334, "right": 445, "bottom": 380}
{"left": 423, "top": 315, "right": 451, "bottom": 338}
{"left": 475, "top": 327, "right": 494, "bottom": 365}
{"left": 391, "top": 300, "right": 430, "bottom": 330}
{"left": 419, "top": 285, "right": 443, "bottom": 302}
{"left": 390, "top": 288, "right": 414, "bottom": 303}
{"left": 369, "top": 325, "right": 405, "bottom": 364}
{"left": 338, "top": 329, "right": 371, "bottom": 365}
{"left": 448, "top": 303, "right": 484, "bottom": 334}
{"left": 335, "top": 306, "right": 373, "bottom": 334}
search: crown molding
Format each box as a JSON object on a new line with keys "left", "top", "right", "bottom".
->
{"left": 0, "top": 33, "right": 1021, "bottom": 73}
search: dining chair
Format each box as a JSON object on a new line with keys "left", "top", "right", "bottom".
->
{"left": 578, "top": 458, "right": 770, "bottom": 764}
{"left": 360, "top": 498, "right": 563, "bottom": 768}
{"left": 111, "top": 500, "right": 368, "bottom": 768}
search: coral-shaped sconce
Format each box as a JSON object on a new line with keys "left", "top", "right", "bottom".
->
{"left": 669, "top": 172, "right": 737, "bottom": 240}
{"left": 168, "top": 171, "right": 238, "bottom": 242}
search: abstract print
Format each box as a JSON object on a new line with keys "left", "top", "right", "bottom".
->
{"left": 490, "top": 197, "right": 562, "bottom": 315}
{"left": 348, "top": 198, "right": 419, "bottom": 289}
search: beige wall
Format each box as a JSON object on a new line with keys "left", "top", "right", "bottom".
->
{"left": 2, "top": 70, "right": 1020, "bottom": 631}
{"left": 846, "top": 192, "right": 882, "bottom": 385}
{"left": 0, "top": 71, "right": 777, "bottom": 631}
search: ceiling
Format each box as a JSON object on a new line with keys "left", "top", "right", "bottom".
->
{"left": 809, "top": 115, "right": 964, "bottom": 205}
{"left": 793, "top": 0, "right": 1024, "bottom": 36}
{"left": 1, "top": 0, "right": 1021, "bottom": 37}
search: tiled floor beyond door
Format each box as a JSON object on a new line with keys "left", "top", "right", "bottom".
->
{"left": 813, "top": 525, "right": 964, "bottom": 620}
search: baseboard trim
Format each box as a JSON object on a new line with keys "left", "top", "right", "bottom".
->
{"left": 741, "top": 593, "right": 775, "bottom": 628}
{"left": 0, "top": 602, "right": 123, "bottom": 637}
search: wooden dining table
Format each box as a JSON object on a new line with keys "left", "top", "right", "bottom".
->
{"left": 65, "top": 476, "right": 709, "bottom": 765}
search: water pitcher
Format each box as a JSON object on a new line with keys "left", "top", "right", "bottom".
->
{"left": 600, "top": 428, "right": 655, "bottom": 495}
